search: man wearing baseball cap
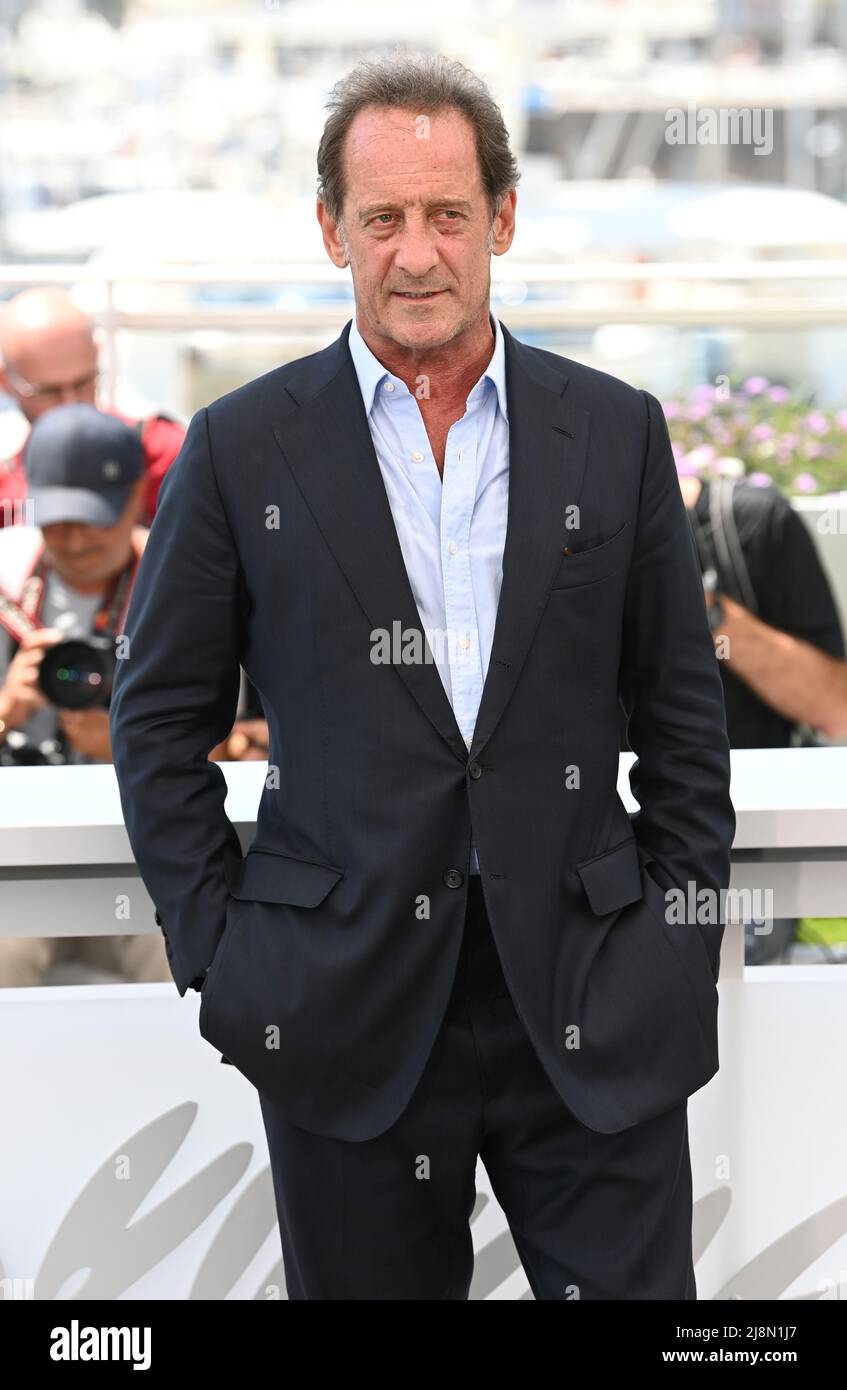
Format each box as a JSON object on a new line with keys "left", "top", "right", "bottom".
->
{"left": 0, "top": 402, "right": 169, "bottom": 986}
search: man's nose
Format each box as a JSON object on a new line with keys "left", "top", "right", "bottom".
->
{"left": 393, "top": 223, "right": 440, "bottom": 278}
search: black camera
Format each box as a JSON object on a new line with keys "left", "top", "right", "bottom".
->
{"left": 37, "top": 636, "right": 117, "bottom": 710}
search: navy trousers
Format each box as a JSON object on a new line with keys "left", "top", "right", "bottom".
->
{"left": 259, "top": 874, "right": 697, "bottom": 1300}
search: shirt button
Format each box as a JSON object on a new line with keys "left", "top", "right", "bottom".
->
{"left": 448, "top": 541, "right": 458, "bottom": 555}
{"left": 383, "top": 381, "right": 395, "bottom": 393}
{"left": 443, "top": 868, "right": 465, "bottom": 889}
{"left": 458, "top": 635, "right": 469, "bottom": 650}
{"left": 411, "top": 450, "right": 424, "bottom": 462}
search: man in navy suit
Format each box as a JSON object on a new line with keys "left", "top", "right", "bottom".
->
{"left": 110, "top": 52, "right": 735, "bottom": 1300}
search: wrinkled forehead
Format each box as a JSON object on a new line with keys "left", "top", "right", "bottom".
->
{"left": 341, "top": 106, "right": 484, "bottom": 206}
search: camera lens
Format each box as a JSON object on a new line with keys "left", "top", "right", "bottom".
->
{"left": 38, "top": 639, "right": 116, "bottom": 710}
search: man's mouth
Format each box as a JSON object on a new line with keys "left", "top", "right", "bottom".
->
{"left": 393, "top": 290, "right": 446, "bottom": 301}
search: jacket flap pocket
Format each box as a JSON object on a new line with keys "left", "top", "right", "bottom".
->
{"left": 226, "top": 849, "right": 344, "bottom": 907}
{"left": 576, "top": 836, "right": 644, "bottom": 915}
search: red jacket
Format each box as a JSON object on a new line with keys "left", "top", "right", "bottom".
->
{"left": 0, "top": 407, "right": 186, "bottom": 528}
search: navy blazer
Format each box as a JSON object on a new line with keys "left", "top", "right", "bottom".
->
{"left": 109, "top": 318, "right": 736, "bottom": 1142}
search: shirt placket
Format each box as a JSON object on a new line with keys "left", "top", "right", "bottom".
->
{"left": 441, "top": 402, "right": 483, "bottom": 749}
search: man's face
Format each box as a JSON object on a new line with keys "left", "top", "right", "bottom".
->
{"left": 4, "top": 326, "right": 98, "bottom": 424}
{"left": 40, "top": 480, "right": 144, "bottom": 589}
{"left": 318, "top": 105, "right": 515, "bottom": 354}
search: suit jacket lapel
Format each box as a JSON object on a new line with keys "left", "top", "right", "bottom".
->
{"left": 469, "top": 323, "right": 590, "bottom": 761}
{"left": 271, "top": 319, "right": 590, "bottom": 767}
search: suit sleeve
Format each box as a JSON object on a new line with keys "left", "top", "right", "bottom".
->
{"left": 109, "top": 406, "right": 244, "bottom": 995}
{"left": 619, "top": 390, "right": 736, "bottom": 976}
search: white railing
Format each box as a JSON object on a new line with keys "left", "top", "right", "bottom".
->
{"left": 3, "top": 258, "right": 847, "bottom": 402}
{"left": 2, "top": 749, "right": 847, "bottom": 956}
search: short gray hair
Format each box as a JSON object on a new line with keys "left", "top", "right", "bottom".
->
{"left": 316, "top": 51, "right": 521, "bottom": 232}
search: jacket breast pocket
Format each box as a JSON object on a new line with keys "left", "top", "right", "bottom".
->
{"left": 549, "top": 520, "right": 631, "bottom": 591}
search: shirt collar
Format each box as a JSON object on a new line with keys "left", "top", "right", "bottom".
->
{"left": 347, "top": 309, "right": 509, "bottom": 426}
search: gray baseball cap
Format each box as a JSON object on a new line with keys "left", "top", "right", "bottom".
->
{"left": 23, "top": 402, "right": 143, "bottom": 527}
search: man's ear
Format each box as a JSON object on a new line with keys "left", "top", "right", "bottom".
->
{"left": 317, "top": 199, "right": 349, "bottom": 270}
{"left": 491, "top": 188, "right": 517, "bottom": 258}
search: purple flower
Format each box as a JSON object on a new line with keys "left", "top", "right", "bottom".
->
{"left": 805, "top": 411, "right": 829, "bottom": 435}
{"left": 793, "top": 472, "right": 818, "bottom": 493}
{"left": 742, "top": 376, "right": 769, "bottom": 396}
{"left": 768, "top": 385, "right": 790, "bottom": 403}
{"left": 836, "top": 409, "right": 847, "bottom": 431}
{"left": 692, "top": 383, "right": 718, "bottom": 401}
{"left": 663, "top": 401, "right": 680, "bottom": 419}
{"left": 748, "top": 471, "right": 773, "bottom": 487}
{"left": 751, "top": 423, "right": 775, "bottom": 441}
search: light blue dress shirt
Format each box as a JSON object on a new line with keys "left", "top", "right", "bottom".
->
{"left": 347, "top": 311, "right": 510, "bottom": 876}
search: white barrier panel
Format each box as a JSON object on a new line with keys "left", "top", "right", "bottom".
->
{"left": 2, "top": 752, "right": 847, "bottom": 1299}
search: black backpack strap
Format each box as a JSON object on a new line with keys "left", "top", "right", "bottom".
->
{"left": 709, "top": 478, "right": 759, "bottom": 614}
{"left": 686, "top": 483, "right": 721, "bottom": 586}
{"left": 687, "top": 478, "right": 759, "bottom": 614}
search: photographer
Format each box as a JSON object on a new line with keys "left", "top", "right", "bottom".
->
{"left": 0, "top": 403, "right": 148, "bottom": 766}
{"left": 0, "top": 403, "right": 170, "bottom": 986}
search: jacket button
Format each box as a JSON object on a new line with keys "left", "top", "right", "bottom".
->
{"left": 468, "top": 760, "right": 483, "bottom": 779}
{"left": 443, "top": 868, "right": 464, "bottom": 889}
